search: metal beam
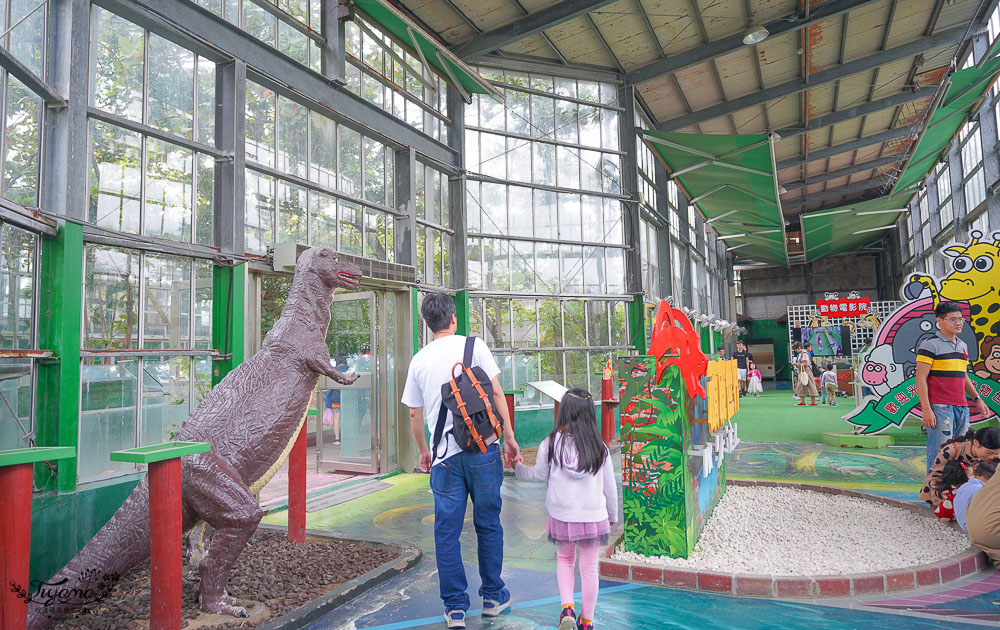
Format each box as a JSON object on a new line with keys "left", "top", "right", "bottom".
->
{"left": 452, "top": 0, "right": 619, "bottom": 59}
{"left": 626, "top": 0, "right": 883, "bottom": 85}
{"left": 100, "top": 0, "right": 458, "bottom": 166}
{"left": 774, "top": 88, "right": 936, "bottom": 138}
{"left": 785, "top": 155, "right": 904, "bottom": 189}
{"left": 776, "top": 124, "right": 920, "bottom": 170}
{"left": 782, "top": 178, "right": 891, "bottom": 210}
{"left": 0, "top": 45, "right": 65, "bottom": 106}
{"left": 657, "top": 24, "right": 975, "bottom": 132}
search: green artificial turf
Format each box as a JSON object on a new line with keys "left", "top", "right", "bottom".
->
{"left": 733, "top": 390, "right": 926, "bottom": 445}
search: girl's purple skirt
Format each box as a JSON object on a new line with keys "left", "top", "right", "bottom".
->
{"left": 547, "top": 516, "right": 610, "bottom": 546}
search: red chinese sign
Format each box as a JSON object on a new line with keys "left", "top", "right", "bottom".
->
{"left": 816, "top": 297, "right": 870, "bottom": 316}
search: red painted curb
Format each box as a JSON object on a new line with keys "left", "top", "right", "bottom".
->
{"left": 598, "top": 481, "right": 988, "bottom": 598}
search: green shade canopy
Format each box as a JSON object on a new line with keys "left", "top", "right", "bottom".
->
{"left": 800, "top": 193, "right": 916, "bottom": 263}
{"left": 644, "top": 131, "right": 788, "bottom": 267}
{"left": 352, "top": 0, "right": 504, "bottom": 103}
{"left": 893, "top": 55, "right": 1000, "bottom": 192}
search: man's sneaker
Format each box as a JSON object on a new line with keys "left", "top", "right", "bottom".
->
{"left": 558, "top": 605, "right": 577, "bottom": 630}
{"left": 482, "top": 593, "right": 511, "bottom": 617}
{"left": 443, "top": 610, "right": 466, "bottom": 628}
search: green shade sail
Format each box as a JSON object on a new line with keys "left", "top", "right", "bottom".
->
{"left": 800, "top": 193, "right": 915, "bottom": 262}
{"left": 644, "top": 131, "right": 788, "bottom": 266}
{"left": 893, "top": 55, "right": 1000, "bottom": 192}
{"left": 351, "top": 0, "right": 504, "bottom": 103}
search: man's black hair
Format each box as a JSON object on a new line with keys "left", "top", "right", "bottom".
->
{"left": 421, "top": 292, "right": 456, "bottom": 333}
{"left": 935, "top": 301, "right": 962, "bottom": 319}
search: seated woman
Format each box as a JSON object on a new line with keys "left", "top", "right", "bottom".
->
{"left": 920, "top": 427, "right": 1000, "bottom": 508}
{"left": 967, "top": 467, "right": 1000, "bottom": 568}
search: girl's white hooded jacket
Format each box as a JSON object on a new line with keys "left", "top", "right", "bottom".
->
{"left": 514, "top": 432, "right": 619, "bottom": 524}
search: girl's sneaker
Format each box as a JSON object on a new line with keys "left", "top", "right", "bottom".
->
{"left": 577, "top": 619, "right": 594, "bottom": 630}
{"left": 558, "top": 606, "right": 577, "bottom": 630}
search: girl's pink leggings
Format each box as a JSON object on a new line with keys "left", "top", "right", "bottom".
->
{"left": 556, "top": 540, "right": 600, "bottom": 620}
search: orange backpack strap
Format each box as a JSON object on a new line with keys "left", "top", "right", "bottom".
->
{"left": 465, "top": 367, "right": 502, "bottom": 439}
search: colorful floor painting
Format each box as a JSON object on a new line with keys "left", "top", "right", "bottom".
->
{"left": 727, "top": 442, "right": 927, "bottom": 493}
{"left": 262, "top": 470, "right": 998, "bottom": 630}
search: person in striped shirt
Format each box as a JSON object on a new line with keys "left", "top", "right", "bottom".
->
{"left": 916, "top": 301, "right": 991, "bottom": 474}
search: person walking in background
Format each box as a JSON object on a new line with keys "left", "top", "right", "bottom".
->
{"left": 515, "top": 388, "right": 618, "bottom": 630}
{"left": 915, "top": 301, "right": 991, "bottom": 473}
{"left": 733, "top": 341, "right": 753, "bottom": 397}
{"left": 821, "top": 364, "right": 838, "bottom": 406}
{"left": 794, "top": 343, "right": 819, "bottom": 406}
{"left": 401, "top": 292, "right": 520, "bottom": 628}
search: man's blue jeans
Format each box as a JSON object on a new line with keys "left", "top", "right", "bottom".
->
{"left": 927, "top": 404, "right": 970, "bottom": 474}
{"left": 429, "top": 443, "right": 509, "bottom": 612}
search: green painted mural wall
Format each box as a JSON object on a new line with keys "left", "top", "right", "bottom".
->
{"left": 747, "top": 319, "right": 790, "bottom": 382}
{"left": 29, "top": 476, "right": 140, "bottom": 585}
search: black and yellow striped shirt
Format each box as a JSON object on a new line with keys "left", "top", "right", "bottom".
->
{"left": 916, "top": 331, "right": 970, "bottom": 406}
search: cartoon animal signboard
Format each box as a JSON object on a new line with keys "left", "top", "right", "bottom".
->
{"left": 847, "top": 231, "right": 1000, "bottom": 434}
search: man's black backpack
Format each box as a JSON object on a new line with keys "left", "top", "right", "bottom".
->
{"left": 432, "top": 336, "right": 503, "bottom": 460}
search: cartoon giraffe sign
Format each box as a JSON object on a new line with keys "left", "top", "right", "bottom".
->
{"left": 848, "top": 230, "right": 1000, "bottom": 434}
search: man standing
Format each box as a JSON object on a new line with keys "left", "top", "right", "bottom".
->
{"left": 916, "top": 301, "right": 990, "bottom": 474}
{"left": 733, "top": 341, "right": 753, "bottom": 396}
{"left": 402, "top": 292, "right": 520, "bottom": 629}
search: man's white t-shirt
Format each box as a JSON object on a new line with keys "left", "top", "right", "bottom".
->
{"left": 401, "top": 335, "right": 501, "bottom": 467}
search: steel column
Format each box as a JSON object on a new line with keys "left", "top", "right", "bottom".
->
{"left": 320, "top": 0, "right": 346, "bottom": 84}
{"left": 395, "top": 148, "right": 417, "bottom": 267}
{"left": 36, "top": 222, "right": 83, "bottom": 493}
{"left": 215, "top": 59, "right": 246, "bottom": 256}
{"left": 620, "top": 86, "right": 643, "bottom": 296}
{"left": 447, "top": 86, "right": 468, "bottom": 289}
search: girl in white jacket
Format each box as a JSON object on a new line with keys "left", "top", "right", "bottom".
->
{"left": 515, "top": 388, "right": 618, "bottom": 630}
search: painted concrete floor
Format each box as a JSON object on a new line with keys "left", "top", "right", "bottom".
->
{"left": 262, "top": 464, "right": 999, "bottom": 630}
{"left": 257, "top": 394, "right": 999, "bottom": 630}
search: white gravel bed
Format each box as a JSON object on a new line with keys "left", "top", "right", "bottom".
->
{"left": 613, "top": 485, "right": 971, "bottom": 576}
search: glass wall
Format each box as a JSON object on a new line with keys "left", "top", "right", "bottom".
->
{"left": 244, "top": 80, "right": 396, "bottom": 256}
{"left": 79, "top": 245, "right": 213, "bottom": 483}
{"left": 345, "top": 14, "right": 448, "bottom": 141}
{"left": 88, "top": 7, "right": 217, "bottom": 245}
{"left": 0, "top": 223, "right": 37, "bottom": 451}
{"left": 1, "top": 0, "right": 44, "bottom": 207}
{"left": 463, "top": 67, "right": 629, "bottom": 401}
{"left": 195, "top": 0, "right": 323, "bottom": 72}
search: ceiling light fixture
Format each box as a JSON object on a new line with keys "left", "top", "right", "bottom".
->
{"left": 743, "top": 21, "right": 769, "bottom": 45}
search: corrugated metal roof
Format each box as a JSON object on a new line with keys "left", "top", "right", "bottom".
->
{"left": 391, "top": 0, "right": 992, "bottom": 262}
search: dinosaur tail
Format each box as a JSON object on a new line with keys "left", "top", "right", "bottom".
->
{"left": 26, "top": 480, "right": 152, "bottom": 630}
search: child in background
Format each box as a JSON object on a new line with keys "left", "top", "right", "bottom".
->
{"left": 954, "top": 460, "right": 997, "bottom": 532}
{"left": 746, "top": 361, "right": 763, "bottom": 397}
{"left": 933, "top": 459, "right": 972, "bottom": 520}
{"left": 515, "top": 388, "right": 618, "bottom": 630}
{"left": 820, "top": 364, "right": 838, "bottom": 406}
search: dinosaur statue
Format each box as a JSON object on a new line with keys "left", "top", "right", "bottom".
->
{"left": 27, "top": 247, "right": 362, "bottom": 628}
